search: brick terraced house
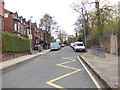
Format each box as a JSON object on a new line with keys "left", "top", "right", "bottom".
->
{"left": 2, "top": 1, "right": 52, "bottom": 50}
{"left": 0, "top": 0, "right": 4, "bottom": 30}
{"left": 4, "top": 9, "right": 30, "bottom": 38}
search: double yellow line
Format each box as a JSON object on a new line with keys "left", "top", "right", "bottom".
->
{"left": 77, "top": 57, "right": 102, "bottom": 90}
{"left": 46, "top": 57, "right": 102, "bottom": 90}
{"left": 46, "top": 57, "right": 81, "bottom": 89}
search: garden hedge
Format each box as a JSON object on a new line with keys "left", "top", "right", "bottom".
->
{"left": 1, "top": 31, "right": 30, "bottom": 53}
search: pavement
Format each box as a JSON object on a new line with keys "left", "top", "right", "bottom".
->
{"left": 0, "top": 49, "right": 50, "bottom": 70}
{"left": 79, "top": 49, "right": 119, "bottom": 89}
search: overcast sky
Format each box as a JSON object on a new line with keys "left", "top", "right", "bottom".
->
{"left": 4, "top": 0, "right": 119, "bottom": 35}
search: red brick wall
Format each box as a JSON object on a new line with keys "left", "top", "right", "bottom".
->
{"left": 20, "top": 24, "right": 24, "bottom": 35}
{"left": 40, "top": 31, "right": 44, "bottom": 40}
{"left": 0, "top": 1, "right": 4, "bottom": 30}
{"left": 4, "top": 9, "right": 14, "bottom": 33}
{"left": 2, "top": 52, "right": 30, "bottom": 62}
{"left": 32, "top": 30, "right": 35, "bottom": 46}
{"left": 0, "top": 1, "right": 4, "bottom": 16}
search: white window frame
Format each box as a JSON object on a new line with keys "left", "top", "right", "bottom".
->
{"left": 4, "top": 13, "right": 9, "bottom": 18}
{"left": 0, "top": 18, "right": 2, "bottom": 30}
{"left": 24, "top": 29, "right": 26, "bottom": 35}
{"left": 18, "top": 23, "right": 21, "bottom": 33}
{"left": 27, "top": 29, "right": 29, "bottom": 35}
{"left": 14, "top": 23, "right": 17, "bottom": 31}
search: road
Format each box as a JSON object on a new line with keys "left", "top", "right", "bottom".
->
{"left": 2, "top": 46, "right": 106, "bottom": 89}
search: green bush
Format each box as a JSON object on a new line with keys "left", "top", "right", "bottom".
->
{"left": 1, "top": 31, "right": 30, "bottom": 53}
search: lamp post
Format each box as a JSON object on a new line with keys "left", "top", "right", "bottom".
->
{"left": 29, "top": 16, "right": 33, "bottom": 54}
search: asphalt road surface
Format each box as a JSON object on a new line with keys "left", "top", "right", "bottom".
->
{"left": 2, "top": 46, "right": 107, "bottom": 89}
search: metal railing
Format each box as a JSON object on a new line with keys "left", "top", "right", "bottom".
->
{"left": 91, "top": 46, "right": 105, "bottom": 58}
{"left": 102, "top": 30, "right": 113, "bottom": 37}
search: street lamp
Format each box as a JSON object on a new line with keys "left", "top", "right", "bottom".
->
{"left": 29, "top": 16, "right": 33, "bottom": 54}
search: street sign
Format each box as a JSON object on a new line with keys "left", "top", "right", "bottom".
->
{"left": 28, "top": 34, "right": 32, "bottom": 39}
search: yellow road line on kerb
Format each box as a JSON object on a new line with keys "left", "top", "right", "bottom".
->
{"left": 77, "top": 57, "right": 102, "bottom": 90}
{"left": 46, "top": 57, "right": 81, "bottom": 89}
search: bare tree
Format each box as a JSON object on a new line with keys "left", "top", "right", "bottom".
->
{"left": 71, "top": 0, "right": 91, "bottom": 38}
{"left": 39, "top": 13, "right": 58, "bottom": 36}
{"left": 57, "top": 28, "right": 68, "bottom": 43}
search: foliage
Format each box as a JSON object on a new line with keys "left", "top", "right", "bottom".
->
{"left": 63, "top": 41, "right": 68, "bottom": 45}
{"left": 57, "top": 29, "right": 68, "bottom": 43}
{"left": 39, "top": 13, "right": 58, "bottom": 36}
{"left": 39, "top": 40, "right": 48, "bottom": 49}
{"left": 51, "top": 38, "right": 56, "bottom": 42}
{"left": 72, "top": 0, "right": 118, "bottom": 40}
{"left": 66, "top": 35, "right": 75, "bottom": 45}
{"left": 2, "top": 31, "right": 30, "bottom": 53}
{"left": 76, "top": 33, "right": 83, "bottom": 41}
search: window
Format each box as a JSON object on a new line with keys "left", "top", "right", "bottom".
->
{"left": 0, "top": 18, "right": 2, "bottom": 30}
{"left": 77, "top": 44, "right": 83, "bottom": 46}
{"left": 24, "top": 29, "right": 26, "bottom": 35}
{"left": 21, "top": 30, "right": 23, "bottom": 35}
{"left": 29, "top": 29, "right": 31, "bottom": 34}
{"left": 4, "top": 13, "right": 9, "bottom": 18}
{"left": 36, "top": 40, "right": 38, "bottom": 44}
{"left": 27, "top": 29, "right": 29, "bottom": 35}
{"left": 14, "top": 23, "right": 17, "bottom": 31}
{"left": 35, "top": 39, "right": 39, "bottom": 44}
{"left": 18, "top": 24, "right": 21, "bottom": 33}
{"left": 21, "top": 20, "right": 23, "bottom": 23}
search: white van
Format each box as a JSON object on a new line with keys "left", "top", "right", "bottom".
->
{"left": 73, "top": 42, "right": 86, "bottom": 52}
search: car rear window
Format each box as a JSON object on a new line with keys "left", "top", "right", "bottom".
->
{"left": 77, "top": 44, "right": 83, "bottom": 46}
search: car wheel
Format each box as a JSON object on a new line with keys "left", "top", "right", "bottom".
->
{"left": 74, "top": 49, "right": 77, "bottom": 52}
{"left": 83, "top": 49, "right": 85, "bottom": 52}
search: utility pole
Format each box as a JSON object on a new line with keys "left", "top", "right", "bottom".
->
{"left": 95, "top": 0, "right": 101, "bottom": 34}
{"left": 29, "top": 16, "right": 33, "bottom": 54}
{"left": 118, "top": 1, "right": 120, "bottom": 34}
{"left": 81, "top": 7, "right": 87, "bottom": 47}
{"left": 118, "top": 1, "right": 120, "bottom": 56}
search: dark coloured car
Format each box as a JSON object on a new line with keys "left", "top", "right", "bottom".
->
{"left": 34, "top": 44, "right": 43, "bottom": 52}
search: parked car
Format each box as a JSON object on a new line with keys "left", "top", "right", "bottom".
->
{"left": 70, "top": 43, "right": 75, "bottom": 49}
{"left": 60, "top": 44, "right": 65, "bottom": 48}
{"left": 73, "top": 42, "right": 86, "bottom": 52}
{"left": 34, "top": 44, "right": 43, "bottom": 52}
{"left": 50, "top": 42, "right": 61, "bottom": 51}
